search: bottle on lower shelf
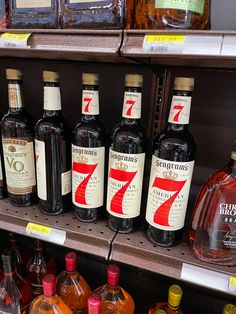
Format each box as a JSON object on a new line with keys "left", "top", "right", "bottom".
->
{"left": 223, "top": 304, "right": 236, "bottom": 314}
{"left": 149, "top": 284, "right": 183, "bottom": 314}
{"left": 57, "top": 251, "right": 91, "bottom": 313}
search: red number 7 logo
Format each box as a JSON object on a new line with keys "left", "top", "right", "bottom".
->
{"left": 173, "top": 104, "right": 184, "bottom": 122}
{"left": 83, "top": 97, "right": 92, "bottom": 113}
{"left": 125, "top": 99, "right": 136, "bottom": 116}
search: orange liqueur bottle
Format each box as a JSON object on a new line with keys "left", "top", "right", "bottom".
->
{"left": 57, "top": 252, "right": 91, "bottom": 313}
{"left": 134, "top": 0, "right": 210, "bottom": 30}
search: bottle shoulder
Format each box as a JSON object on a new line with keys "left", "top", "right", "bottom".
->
{"left": 30, "top": 294, "right": 73, "bottom": 313}
{"left": 2, "top": 110, "right": 35, "bottom": 134}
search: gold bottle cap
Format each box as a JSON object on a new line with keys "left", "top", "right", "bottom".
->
{"left": 82, "top": 73, "right": 99, "bottom": 85}
{"left": 174, "top": 77, "right": 194, "bottom": 91}
{"left": 168, "top": 285, "right": 183, "bottom": 308}
{"left": 125, "top": 74, "right": 143, "bottom": 88}
{"left": 6, "top": 68, "right": 22, "bottom": 80}
{"left": 43, "top": 71, "right": 60, "bottom": 83}
{"left": 223, "top": 304, "right": 236, "bottom": 314}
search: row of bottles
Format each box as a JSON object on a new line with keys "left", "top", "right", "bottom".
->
{"left": 1, "top": 0, "right": 211, "bottom": 30}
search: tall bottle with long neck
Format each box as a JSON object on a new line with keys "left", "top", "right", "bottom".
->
{"left": 0, "top": 111, "right": 7, "bottom": 199}
{"left": 107, "top": 74, "right": 146, "bottom": 233}
{"left": 146, "top": 77, "right": 196, "bottom": 247}
{"left": 72, "top": 73, "right": 106, "bottom": 222}
{"left": 35, "top": 71, "right": 71, "bottom": 215}
{"left": 2, "top": 69, "right": 37, "bottom": 206}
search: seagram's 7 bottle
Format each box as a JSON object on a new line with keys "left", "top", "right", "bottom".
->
{"left": 146, "top": 77, "right": 196, "bottom": 247}
{"left": 107, "top": 74, "right": 146, "bottom": 233}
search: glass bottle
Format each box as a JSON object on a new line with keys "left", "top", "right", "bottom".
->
{"left": 146, "top": 77, "right": 196, "bottom": 247}
{"left": 134, "top": 0, "right": 210, "bottom": 30}
{"left": 189, "top": 142, "right": 236, "bottom": 266}
{"left": 8, "top": 0, "right": 59, "bottom": 29}
{"left": 35, "top": 71, "right": 71, "bottom": 215}
{"left": 93, "top": 264, "right": 135, "bottom": 314}
{"left": 0, "top": 252, "right": 32, "bottom": 314}
{"left": 0, "top": 110, "right": 7, "bottom": 200}
{"left": 88, "top": 294, "right": 101, "bottom": 314}
{"left": 107, "top": 74, "right": 146, "bottom": 233}
{"left": 27, "top": 240, "right": 56, "bottom": 297}
{"left": 29, "top": 274, "right": 73, "bottom": 314}
{"left": 61, "top": 0, "right": 125, "bottom": 29}
{"left": 149, "top": 284, "right": 183, "bottom": 314}
{"left": 57, "top": 251, "right": 91, "bottom": 313}
{"left": 0, "top": 1, "right": 7, "bottom": 28}
{"left": 223, "top": 304, "right": 236, "bottom": 314}
{"left": 2, "top": 69, "right": 37, "bottom": 207}
{"left": 72, "top": 73, "right": 106, "bottom": 222}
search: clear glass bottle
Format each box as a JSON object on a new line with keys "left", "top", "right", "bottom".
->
{"left": 57, "top": 251, "right": 91, "bottom": 313}
{"left": 93, "top": 264, "right": 135, "bottom": 314}
{"left": 134, "top": 0, "right": 210, "bottom": 30}
{"left": 189, "top": 141, "right": 236, "bottom": 266}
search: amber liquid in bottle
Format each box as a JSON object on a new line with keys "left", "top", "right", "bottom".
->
{"left": 189, "top": 144, "right": 236, "bottom": 266}
{"left": 146, "top": 77, "right": 196, "bottom": 247}
{"left": 134, "top": 0, "right": 210, "bottom": 30}
{"left": 2, "top": 69, "right": 37, "bottom": 207}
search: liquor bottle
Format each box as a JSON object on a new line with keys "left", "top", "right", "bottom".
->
{"left": 223, "top": 304, "right": 236, "bottom": 314}
{"left": 57, "top": 251, "right": 91, "bottom": 313}
{"left": 0, "top": 1, "right": 7, "bottom": 28}
{"left": 72, "top": 73, "right": 106, "bottom": 222}
{"left": 61, "top": 0, "right": 125, "bottom": 29}
{"left": 35, "top": 71, "right": 71, "bottom": 215}
{"left": 27, "top": 240, "right": 56, "bottom": 296}
{"left": 189, "top": 142, "right": 236, "bottom": 266}
{"left": 8, "top": 0, "right": 59, "bottom": 28}
{"left": 146, "top": 77, "right": 196, "bottom": 247}
{"left": 93, "top": 264, "right": 135, "bottom": 314}
{"left": 88, "top": 294, "right": 101, "bottom": 314}
{"left": 126, "top": 0, "right": 135, "bottom": 29}
{"left": 107, "top": 74, "right": 146, "bottom": 233}
{"left": 0, "top": 111, "right": 7, "bottom": 200}
{"left": 134, "top": 0, "right": 210, "bottom": 30}
{"left": 29, "top": 274, "right": 73, "bottom": 314}
{"left": 149, "top": 284, "right": 183, "bottom": 314}
{"left": 2, "top": 69, "right": 37, "bottom": 207}
{"left": 0, "top": 253, "right": 32, "bottom": 314}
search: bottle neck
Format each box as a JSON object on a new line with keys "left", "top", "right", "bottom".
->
{"left": 122, "top": 86, "right": 142, "bottom": 121}
{"left": 44, "top": 82, "right": 62, "bottom": 112}
{"left": 167, "top": 90, "right": 192, "bottom": 131}
{"left": 34, "top": 240, "right": 43, "bottom": 254}
{"left": 8, "top": 80, "right": 25, "bottom": 111}
{"left": 82, "top": 84, "right": 99, "bottom": 117}
{"left": 2, "top": 255, "right": 15, "bottom": 278}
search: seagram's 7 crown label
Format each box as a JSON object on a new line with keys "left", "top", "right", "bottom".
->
{"left": 168, "top": 95, "right": 192, "bottom": 125}
{"left": 146, "top": 156, "right": 194, "bottom": 230}
{"left": 82, "top": 90, "right": 99, "bottom": 115}
{"left": 122, "top": 92, "right": 142, "bottom": 119}
{"left": 107, "top": 149, "right": 145, "bottom": 218}
{"left": 72, "top": 145, "right": 105, "bottom": 208}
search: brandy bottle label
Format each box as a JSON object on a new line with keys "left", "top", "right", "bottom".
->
{"left": 16, "top": 0, "right": 52, "bottom": 8}
{"left": 107, "top": 149, "right": 145, "bottom": 218}
{"left": 8, "top": 84, "right": 23, "bottom": 109}
{"left": 44, "top": 86, "right": 61, "bottom": 111}
{"left": 72, "top": 145, "right": 105, "bottom": 208}
{"left": 146, "top": 156, "right": 194, "bottom": 231}
{"left": 82, "top": 90, "right": 99, "bottom": 115}
{"left": 122, "top": 91, "right": 142, "bottom": 119}
{"left": 2, "top": 138, "right": 36, "bottom": 195}
{"left": 35, "top": 139, "right": 47, "bottom": 200}
{"left": 69, "top": 0, "right": 104, "bottom": 3}
{"left": 168, "top": 95, "right": 192, "bottom": 125}
{"left": 155, "top": 0, "right": 205, "bottom": 15}
{"left": 61, "top": 170, "right": 71, "bottom": 195}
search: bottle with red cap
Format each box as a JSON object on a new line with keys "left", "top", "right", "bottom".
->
{"left": 29, "top": 274, "right": 73, "bottom": 313}
{"left": 56, "top": 251, "right": 91, "bottom": 313}
{"left": 93, "top": 264, "right": 135, "bottom": 314}
{"left": 88, "top": 294, "right": 102, "bottom": 314}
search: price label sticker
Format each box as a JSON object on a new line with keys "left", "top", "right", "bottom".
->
{"left": 228, "top": 276, "right": 236, "bottom": 294}
{"left": 0, "top": 32, "right": 31, "bottom": 48}
{"left": 143, "top": 34, "right": 185, "bottom": 54}
{"left": 26, "top": 222, "right": 66, "bottom": 245}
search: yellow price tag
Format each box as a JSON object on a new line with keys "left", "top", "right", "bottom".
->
{"left": 27, "top": 223, "right": 51, "bottom": 235}
{"left": 1, "top": 33, "right": 31, "bottom": 41}
{"left": 145, "top": 35, "right": 185, "bottom": 43}
{"left": 230, "top": 277, "right": 236, "bottom": 286}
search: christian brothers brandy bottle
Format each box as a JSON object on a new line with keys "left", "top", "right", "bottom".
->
{"left": 135, "top": 0, "right": 210, "bottom": 30}
{"left": 72, "top": 73, "right": 106, "bottom": 222}
{"left": 107, "top": 74, "right": 146, "bottom": 233}
{"left": 2, "top": 69, "right": 37, "bottom": 207}
{"left": 146, "top": 77, "right": 196, "bottom": 247}
{"left": 189, "top": 142, "right": 236, "bottom": 266}
{"left": 35, "top": 71, "right": 71, "bottom": 215}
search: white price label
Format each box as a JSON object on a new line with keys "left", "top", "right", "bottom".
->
{"left": 0, "top": 33, "right": 31, "bottom": 48}
{"left": 143, "top": 34, "right": 185, "bottom": 54}
{"left": 26, "top": 222, "right": 66, "bottom": 245}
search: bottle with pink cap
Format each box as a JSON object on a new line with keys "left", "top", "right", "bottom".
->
{"left": 56, "top": 251, "right": 91, "bottom": 313}
{"left": 93, "top": 264, "right": 135, "bottom": 314}
{"left": 88, "top": 294, "right": 102, "bottom": 314}
{"left": 29, "top": 274, "right": 73, "bottom": 313}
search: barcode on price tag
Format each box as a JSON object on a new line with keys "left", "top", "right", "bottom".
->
{"left": 26, "top": 222, "right": 66, "bottom": 245}
{"left": 143, "top": 34, "right": 185, "bottom": 54}
{"left": 228, "top": 276, "right": 236, "bottom": 293}
{"left": 0, "top": 33, "right": 31, "bottom": 48}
